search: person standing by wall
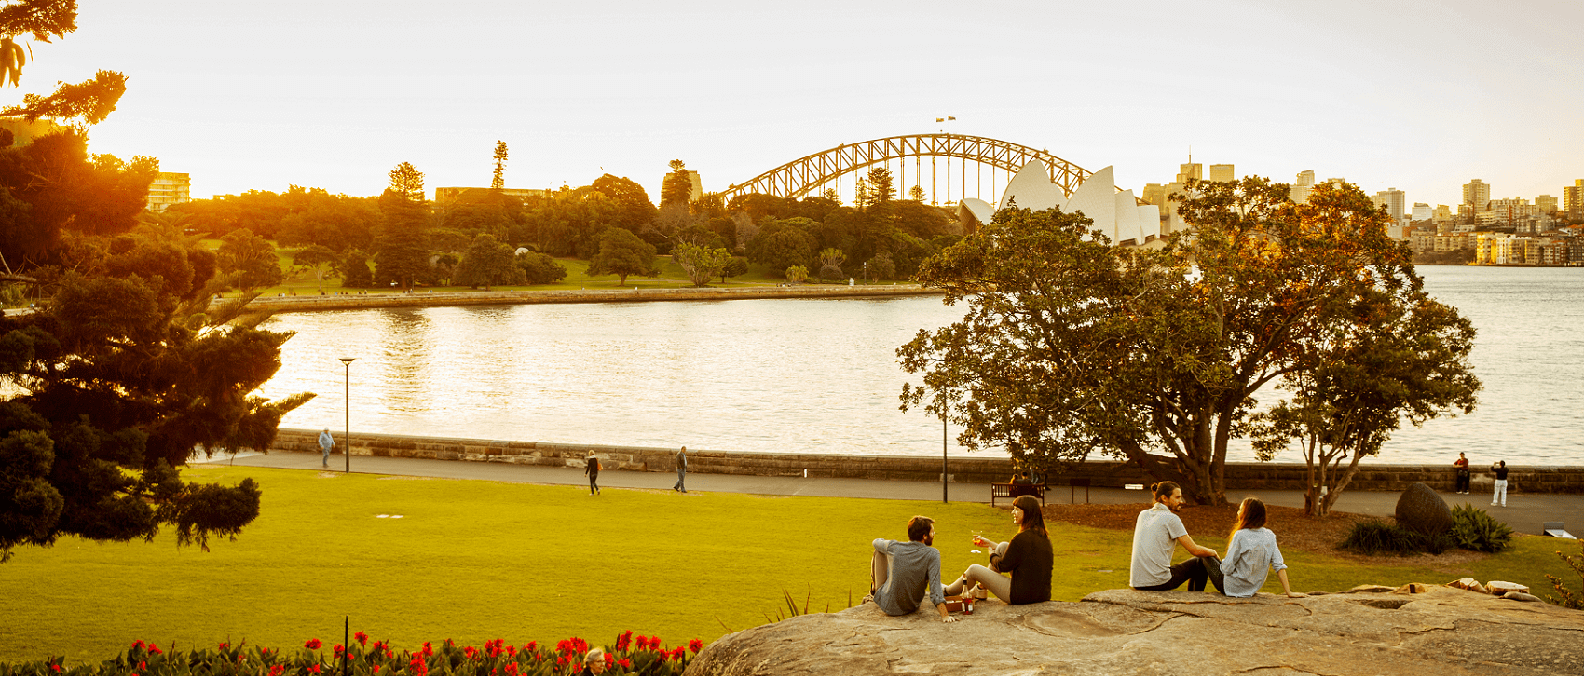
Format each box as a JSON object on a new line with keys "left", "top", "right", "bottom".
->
{"left": 674, "top": 446, "right": 688, "bottom": 494}
{"left": 585, "top": 452, "right": 601, "bottom": 496}
{"left": 318, "top": 428, "right": 334, "bottom": 469}
{"left": 1491, "top": 460, "right": 1508, "bottom": 507}
{"left": 1453, "top": 452, "right": 1470, "bottom": 494}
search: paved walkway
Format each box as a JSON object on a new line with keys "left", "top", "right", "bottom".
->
{"left": 196, "top": 450, "right": 1582, "bottom": 538}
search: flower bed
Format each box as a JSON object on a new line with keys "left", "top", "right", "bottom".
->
{"left": 0, "top": 631, "right": 704, "bottom": 676}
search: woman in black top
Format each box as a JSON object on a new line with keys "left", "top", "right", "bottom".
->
{"left": 945, "top": 495, "right": 1054, "bottom": 604}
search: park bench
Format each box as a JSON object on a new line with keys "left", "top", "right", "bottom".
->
{"left": 990, "top": 482, "right": 1046, "bottom": 507}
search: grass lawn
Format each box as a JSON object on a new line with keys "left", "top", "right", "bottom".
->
{"left": 1, "top": 466, "right": 1576, "bottom": 664}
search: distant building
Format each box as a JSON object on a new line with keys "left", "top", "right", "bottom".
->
{"left": 1142, "top": 183, "right": 1169, "bottom": 207}
{"left": 1290, "top": 170, "right": 1316, "bottom": 203}
{"left": 1463, "top": 179, "right": 1491, "bottom": 211}
{"left": 1412, "top": 202, "right": 1433, "bottom": 221}
{"left": 433, "top": 187, "right": 547, "bottom": 202}
{"left": 1565, "top": 180, "right": 1584, "bottom": 219}
{"left": 146, "top": 172, "right": 190, "bottom": 212}
{"left": 1476, "top": 232, "right": 1514, "bottom": 265}
{"left": 1208, "top": 164, "right": 1235, "bottom": 183}
{"left": 1536, "top": 195, "right": 1558, "bottom": 214}
{"left": 1433, "top": 204, "right": 1453, "bottom": 223}
{"left": 1487, "top": 197, "right": 1535, "bottom": 225}
{"left": 660, "top": 170, "right": 703, "bottom": 203}
{"left": 1374, "top": 188, "right": 1406, "bottom": 225}
{"left": 1175, "top": 163, "right": 1202, "bottom": 184}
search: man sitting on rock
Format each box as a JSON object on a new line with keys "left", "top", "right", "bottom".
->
{"left": 1130, "top": 481, "right": 1223, "bottom": 593}
{"left": 868, "top": 515, "right": 957, "bottom": 623}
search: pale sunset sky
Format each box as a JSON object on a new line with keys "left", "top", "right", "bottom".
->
{"left": 21, "top": 0, "right": 1583, "bottom": 208}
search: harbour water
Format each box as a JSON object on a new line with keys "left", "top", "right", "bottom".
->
{"left": 256, "top": 266, "right": 1584, "bottom": 466}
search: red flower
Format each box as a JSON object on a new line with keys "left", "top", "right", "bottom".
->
{"left": 132, "top": 641, "right": 145, "bottom": 650}
{"left": 308, "top": 666, "right": 320, "bottom": 675}
{"left": 334, "top": 645, "right": 345, "bottom": 658}
{"left": 463, "top": 646, "right": 477, "bottom": 659}
{"left": 50, "top": 666, "right": 61, "bottom": 673}
{"left": 219, "top": 643, "right": 229, "bottom": 650}
{"left": 657, "top": 650, "right": 668, "bottom": 663}
{"left": 373, "top": 667, "right": 381, "bottom": 675}
{"left": 148, "top": 644, "right": 162, "bottom": 655}
{"left": 306, "top": 639, "right": 322, "bottom": 650}
{"left": 689, "top": 639, "right": 703, "bottom": 654}
{"left": 617, "top": 659, "right": 631, "bottom": 669}
{"left": 269, "top": 665, "right": 285, "bottom": 676}
{"left": 673, "top": 647, "right": 686, "bottom": 660}
{"left": 616, "top": 631, "right": 632, "bottom": 651}
{"left": 603, "top": 654, "right": 614, "bottom": 667}
{"left": 355, "top": 632, "right": 368, "bottom": 646}
{"left": 421, "top": 642, "right": 433, "bottom": 658}
{"left": 525, "top": 641, "right": 536, "bottom": 653}
{"left": 137, "top": 661, "right": 146, "bottom": 671}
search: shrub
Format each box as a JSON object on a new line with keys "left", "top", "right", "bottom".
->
{"left": 1339, "top": 518, "right": 1454, "bottom": 556}
{"left": 1546, "top": 537, "right": 1584, "bottom": 609}
{"left": 1449, "top": 503, "right": 1513, "bottom": 553}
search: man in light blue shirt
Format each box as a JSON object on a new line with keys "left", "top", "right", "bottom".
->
{"left": 318, "top": 428, "right": 334, "bottom": 468}
{"left": 868, "top": 516, "right": 956, "bottom": 623}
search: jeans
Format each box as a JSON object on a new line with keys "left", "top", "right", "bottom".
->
{"left": 320, "top": 446, "right": 331, "bottom": 467}
{"left": 1133, "top": 556, "right": 1223, "bottom": 593}
{"left": 588, "top": 474, "right": 599, "bottom": 495}
{"left": 1492, "top": 479, "right": 1507, "bottom": 506}
{"left": 674, "top": 467, "right": 687, "bottom": 493}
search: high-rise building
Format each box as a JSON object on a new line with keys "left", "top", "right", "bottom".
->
{"left": 1175, "top": 163, "right": 1202, "bottom": 184}
{"left": 1565, "top": 180, "right": 1584, "bottom": 218}
{"left": 1487, "top": 197, "right": 1534, "bottom": 225}
{"left": 1433, "top": 205, "right": 1453, "bottom": 224}
{"left": 1412, "top": 203, "right": 1433, "bottom": 221}
{"left": 1290, "top": 170, "right": 1316, "bottom": 203}
{"left": 146, "top": 172, "right": 191, "bottom": 212}
{"left": 1536, "top": 195, "right": 1558, "bottom": 214}
{"left": 1463, "top": 179, "right": 1491, "bottom": 211}
{"left": 1374, "top": 188, "right": 1406, "bottom": 224}
{"left": 1142, "top": 183, "right": 1169, "bottom": 207}
{"left": 1208, "top": 164, "right": 1235, "bottom": 183}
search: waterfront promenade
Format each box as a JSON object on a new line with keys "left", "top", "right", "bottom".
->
{"left": 225, "top": 283, "right": 937, "bottom": 313}
{"left": 199, "top": 449, "right": 1583, "bottom": 539}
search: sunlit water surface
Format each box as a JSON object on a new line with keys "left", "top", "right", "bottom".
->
{"left": 257, "top": 266, "right": 1584, "bottom": 465}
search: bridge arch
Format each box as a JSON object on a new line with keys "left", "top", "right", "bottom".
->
{"left": 720, "top": 133, "right": 1092, "bottom": 205}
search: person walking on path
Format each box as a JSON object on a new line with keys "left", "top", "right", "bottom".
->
{"left": 318, "top": 428, "right": 334, "bottom": 468}
{"left": 673, "top": 446, "right": 688, "bottom": 493}
{"left": 1453, "top": 452, "right": 1470, "bottom": 494}
{"left": 1130, "top": 481, "right": 1223, "bottom": 592}
{"left": 1220, "top": 497, "right": 1306, "bottom": 598}
{"left": 585, "top": 452, "right": 601, "bottom": 496}
{"left": 1491, "top": 460, "right": 1509, "bottom": 507}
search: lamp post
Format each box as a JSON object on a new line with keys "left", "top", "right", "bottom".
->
{"left": 942, "top": 389, "right": 949, "bottom": 504}
{"left": 339, "top": 358, "right": 355, "bottom": 473}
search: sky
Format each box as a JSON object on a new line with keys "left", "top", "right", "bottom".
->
{"left": 23, "top": 0, "right": 1583, "bottom": 208}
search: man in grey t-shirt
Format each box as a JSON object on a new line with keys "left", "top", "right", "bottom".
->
{"left": 868, "top": 515, "right": 956, "bottom": 623}
{"left": 1129, "top": 481, "right": 1222, "bottom": 592}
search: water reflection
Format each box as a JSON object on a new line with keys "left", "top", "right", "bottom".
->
{"left": 256, "top": 268, "right": 1584, "bottom": 465}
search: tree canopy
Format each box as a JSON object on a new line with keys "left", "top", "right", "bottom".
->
{"left": 898, "top": 177, "right": 1480, "bottom": 506}
{"left": 584, "top": 227, "right": 657, "bottom": 286}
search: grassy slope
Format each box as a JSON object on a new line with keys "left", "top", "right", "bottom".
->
{"left": 1, "top": 466, "right": 1576, "bottom": 663}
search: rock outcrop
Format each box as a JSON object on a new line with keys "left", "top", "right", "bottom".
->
{"left": 1395, "top": 480, "right": 1454, "bottom": 535}
{"left": 686, "top": 585, "right": 1584, "bottom": 675}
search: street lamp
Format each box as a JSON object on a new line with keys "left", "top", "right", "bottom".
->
{"left": 339, "top": 358, "right": 355, "bottom": 473}
{"left": 942, "top": 389, "right": 949, "bottom": 504}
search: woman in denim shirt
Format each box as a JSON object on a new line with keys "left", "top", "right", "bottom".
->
{"left": 1221, "top": 498, "right": 1307, "bottom": 598}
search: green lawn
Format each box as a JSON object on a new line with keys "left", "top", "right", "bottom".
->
{"left": 1, "top": 466, "right": 1575, "bottom": 664}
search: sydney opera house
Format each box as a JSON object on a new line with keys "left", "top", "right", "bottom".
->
{"left": 960, "top": 161, "right": 1163, "bottom": 246}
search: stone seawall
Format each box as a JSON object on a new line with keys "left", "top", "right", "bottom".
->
{"left": 225, "top": 284, "right": 938, "bottom": 314}
{"left": 268, "top": 429, "right": 1584, "bottom": 494}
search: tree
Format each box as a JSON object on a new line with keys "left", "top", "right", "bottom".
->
{"left": 216, "top": 228, "right": 283, "bottom": 290}
{"left": 718, "top": 256, "right": 748, "bottom": 284}
{"left": 784, "top": 264, "right": 808, "bottom": 284}
{"left": 291, "top": 244, "right": 337, "bottom": 293}
{"left": 816, "top": 247, "right": 846, "bottom": 282}
{"left": 452, "top": 234, "right": 522, "bottom": 291}
{"left": 673, "top": 241, "right": 731, "bottom": 288}
{"left": 661, "top": 159, "right": 692, "bottom": 209}
{"left": 387, "top": 162, "right": 425, "bottom": 202}
{"left": 590, "top": 174, "right": 658, "bottom": 232}
{"left": 898, "top": 177, "right": 1479, "bottom": 506}
{"left": 867, "top": 167, "right": 895, "bottom": 204}
{"left": 491, "top": 141, "right": 508, "bottom": 191}
{"left": 338, "top": 249, "right": 373, "bottom": 288}
{"left": 584, "top": 227, "right": 657, "bottom": 286}
{"left": 0, "top": 131, "right": 157, "bottom": 268}
{"left": 373, "top": 183, "right": 431, "bottom": 290}
{"left": 909, "top": 185, "right": 925, "bottom": 201}
{"left": 515, "top": 249, "right": 566, "bottom": 285}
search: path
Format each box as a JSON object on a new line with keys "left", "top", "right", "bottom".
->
{"left": 196, "top": 450, "right": 1582, "bottom": 538}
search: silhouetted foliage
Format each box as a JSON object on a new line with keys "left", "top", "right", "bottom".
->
{"left": 585, "top": 227, "right": 657, "bottom": 286}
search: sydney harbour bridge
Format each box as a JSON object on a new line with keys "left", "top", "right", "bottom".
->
{"left": 719, "top": 133, "right": 1094, "bottom": 207}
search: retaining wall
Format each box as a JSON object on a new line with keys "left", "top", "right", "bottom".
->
{"left": 227, "top": 284, "right": 938, "bottom": 314}
{"left": 268, "top": 429, "right": 1584, "bottom": 495}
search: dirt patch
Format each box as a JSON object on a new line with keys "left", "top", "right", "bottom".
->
{"left": 1038, "top": 501, "right": 1490, "bottom": 568}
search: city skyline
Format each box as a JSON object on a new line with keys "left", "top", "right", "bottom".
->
{"left": 23, "top": 0, "right": 1583, "bottom": 208}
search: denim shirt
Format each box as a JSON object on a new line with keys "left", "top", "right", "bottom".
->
{"left": 1221, "top": 527, "right": 1287, "bottom": 597}
{"left": 872, "top": 538, "right": 946, "bottom": 615}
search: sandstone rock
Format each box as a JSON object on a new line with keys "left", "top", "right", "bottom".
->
{"left": 685, "top": 586, "right": 1584, "bottom": 675}
{"left": 1487, "top": 580, "right": 1530, "bottom": 594}
{"left": 1447, "top": 578, "right": 1488, "bottom": 594}
{"left": 1395, "top": 582, "right": 1430, "bottom": 594}
{"left": 1504, "top": 591, "right": 1541, "bottom": 602}
{"left": 1394, "top": 481, "right": 1453, "bottom": 535}
{"left": 1347, "top": 584, "right": 1395, "bottom": 593}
